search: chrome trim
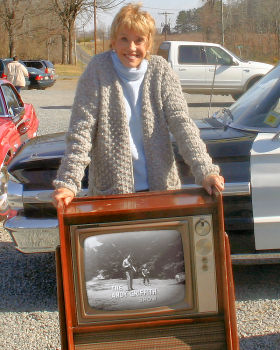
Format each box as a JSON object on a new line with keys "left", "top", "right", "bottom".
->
{"left": 4, "top": 180, "right": 251, "bottom": 253}
{"left": 4, "top": 216, "right": 59, "bottom": 253}
{"left": 182, "top": 182, "right": 250, "bottom": 196}
{"left": 20, "top": 182, "right": 250, "bottom": 205}
{"left": 23, "top": 189, "right": 53, "bottom": 204}
{"left": 7, "top": 180, "right": 24, "bottom": 210}
{"left": 22, "top": 188, "right": 88, "bottom": 204}
{"left": 1, "top": 114, "right": 13, "bottom": 118}
{"left": 231, "top": 253, "right": 280, "bottom": 265}
{"left": 5, "top": 214, "right": 280, "bottom": 261}
{"left": 6, "top": 181, "right": 250, "bottom": 210}
{"left": 254, "top": 216, "right": 280, "bottom": 224}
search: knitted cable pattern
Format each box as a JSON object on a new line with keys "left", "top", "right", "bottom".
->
{"left": 53, "top": 51, "right": 219, "bottom": 195}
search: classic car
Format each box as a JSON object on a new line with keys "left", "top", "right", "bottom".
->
{"left": 0, "top": 79, "right": 38, "bottom": 217}
{"left": 3, "top": 64, "right": 280, "bottom": 263}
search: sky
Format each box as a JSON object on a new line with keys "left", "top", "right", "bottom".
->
{"left": 81, "top": 0, "right": 203, "bottom": 32}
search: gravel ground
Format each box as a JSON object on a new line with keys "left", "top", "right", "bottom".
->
{"left": 1, "top": 79, "right": 280, "bottom": 349}
{"left": 21, "top": 78, "right": 78, "bottom": 135}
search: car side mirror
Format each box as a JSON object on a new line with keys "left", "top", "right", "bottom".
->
{"left": 232, "top": 59, "right": 239, "bottom": 66}
{"left": 11, "top": 106, "right": 25, "bottom": 122}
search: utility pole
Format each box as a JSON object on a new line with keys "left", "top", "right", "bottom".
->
{"left": 94, "top": 0, "right": 97, "bottom": 55}
{"left": 159, "top": 12, "right": 173, "bottom": 40}
{"left": 221, "top": 0, "right": 224, "bottom": 45}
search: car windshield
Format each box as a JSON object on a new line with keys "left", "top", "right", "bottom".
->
{"left": 223, "top": 47, "right": 245, "bottom": 62}
{"left": 214, "top": 64, "right": 280, "bottom": 132}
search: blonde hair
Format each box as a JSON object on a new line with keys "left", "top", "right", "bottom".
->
{"left": 110, "top": 3, "right": 156, "bottom": 58}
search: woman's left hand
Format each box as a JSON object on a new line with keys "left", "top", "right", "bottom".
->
{"left": 202, "top": 174, "right": 224, "bottom": 195}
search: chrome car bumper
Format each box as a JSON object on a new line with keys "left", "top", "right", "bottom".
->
{"left": 5, "top": 180, "right": 251, "bottom": 254}
{"left": 6, "top": 216, "right": 59, "bottom": 253}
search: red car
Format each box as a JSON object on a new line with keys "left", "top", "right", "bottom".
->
{"left": 0, "top": 79, "right": 38, "bottom": 217}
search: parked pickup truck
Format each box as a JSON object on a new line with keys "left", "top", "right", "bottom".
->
{"left": 157, "top": 41, "right": 274, "bottom": 100}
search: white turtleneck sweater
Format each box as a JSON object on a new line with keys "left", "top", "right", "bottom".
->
{"left": 111, "top": 51, "right": 149, "bottom": 191}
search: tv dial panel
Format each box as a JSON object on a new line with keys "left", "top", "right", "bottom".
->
{"left": 192, "top": 215, "right": 218, "bottom": 313}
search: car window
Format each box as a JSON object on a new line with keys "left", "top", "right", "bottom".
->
{"left": 1, "top": 84, "right": 21, "bottom": 115}
{"left": 157, "top": 42, "right": 170, "bottom": 61}
{"left": 24, "top": 61, "right": 44, "bottom": 70}
{"left": 178, "top": 45, "right": 204, "bottom": 64}
{"left": 204, "top": 46, "right": 232, "bottom": 65}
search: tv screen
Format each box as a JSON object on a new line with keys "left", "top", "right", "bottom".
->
{"left": 84, "top": 228, "right": 186, "bottom": 311}
{"left": 70, "top": 216, "right": 218, "bottom": 325}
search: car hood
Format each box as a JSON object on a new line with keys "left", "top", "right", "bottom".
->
{"left": 10, "top": 132, "right": 66, "bottom": 171}
{"left": 8, "top": 120, "right": 257, "bottom": 186}
{"left": 195, "top": 117, "right": 251, "bottom": 141}
{"left": 243, "top": 61, "right": 274, "bottom": 70}
{"left": 8, "top": 119, "right": 243, "bottom": 164}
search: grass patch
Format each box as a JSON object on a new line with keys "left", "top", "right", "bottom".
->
{"left": 55, "top": 62, "right": 86, "bottom": 77}
{"left": 78, "top": 41, "right": 111, "bottom": 55}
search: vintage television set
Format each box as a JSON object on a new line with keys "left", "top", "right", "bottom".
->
{"left": 56, "top": 188, "right": 239, "bottom": 350}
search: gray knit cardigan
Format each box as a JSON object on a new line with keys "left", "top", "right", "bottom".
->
{"left": 53, "top": 51, "right": 219, "bottom": 196}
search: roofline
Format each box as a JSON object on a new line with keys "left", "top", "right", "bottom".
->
{"left": 161, "top": 40, "right": 222, "bottom": 46}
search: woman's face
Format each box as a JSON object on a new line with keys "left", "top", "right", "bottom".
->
{"left": 112, "top": 26, "right": 149, "bottom": 68}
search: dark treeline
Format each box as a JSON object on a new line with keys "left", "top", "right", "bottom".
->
{"left": 171, "top": 0, "right": 280, "bottom": 63}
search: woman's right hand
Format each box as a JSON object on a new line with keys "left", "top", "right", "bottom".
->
{"left": 52, "top": 187, "right": 75, "bottom": 208}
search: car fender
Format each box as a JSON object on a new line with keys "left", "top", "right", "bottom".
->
{"left": 250, "top": 132, "right": 280, "bottom": 250}
{"left": 22, "top": 103, "right": 39, "bottom": 138}
{"left": 0, "top": 144, "right": 13, "bottom": 167}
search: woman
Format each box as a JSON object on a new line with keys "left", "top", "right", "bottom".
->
{"left": 53, "top": 3, "right": 224, "bottom": 207}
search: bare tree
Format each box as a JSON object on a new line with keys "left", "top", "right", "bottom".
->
{"left": 0, "top": 0, "right": 32, "bottom": 57}
{"left": 50, "top": 0, "right": 126, "bottom": 63}
{"left": 50, "top": 0, "right": 90, "bottom": 64}
{"left": 199, "top": 1, "right": 221, "bottom": 41}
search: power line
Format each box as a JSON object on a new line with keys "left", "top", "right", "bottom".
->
{"left": 159, "top": 11, "right": 173, "bottom": 40}
{"left": 145, "top": 6, "right": 192, "bottom": 11}
{"left": 159, "top": 11, "right": 174, "bottom": 24}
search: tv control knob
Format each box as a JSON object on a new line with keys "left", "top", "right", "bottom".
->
{"left": 195, "top": 219, "right": 211, "bottom": 236}
{"left": 202, "top": 264, "right": 209, "bottom": 271}
{"left": 202, "top": 257, "right": 208, "bottom": 263}
{"left": 196, "top": 239, "right": 212, "bottom": 255}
